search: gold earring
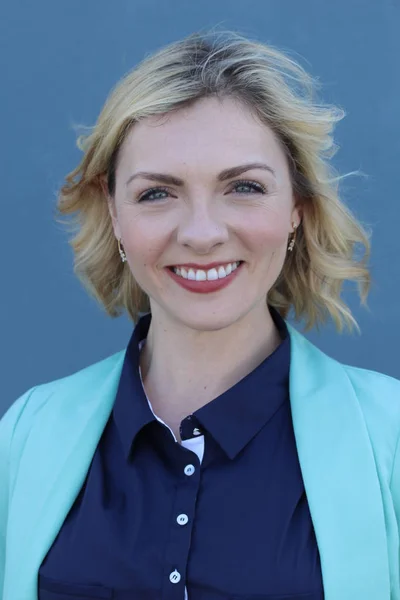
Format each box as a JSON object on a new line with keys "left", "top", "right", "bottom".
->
{"left": 288, "top": 222, "right": 298, "bottom": 252}
{"left": 118, "top": 238, "right": 127, "bottom": 263}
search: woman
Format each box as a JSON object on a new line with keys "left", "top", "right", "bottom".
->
{"left": 1, "top": 29, "right": 400, "bottom": 600}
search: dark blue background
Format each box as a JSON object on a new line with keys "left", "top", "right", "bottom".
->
{"left": 1, "top": 0, "right": 399, "bottom": 414}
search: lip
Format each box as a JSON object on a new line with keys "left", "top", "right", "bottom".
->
{"left": 167, "top": 261, "right": 242, "bottom": 270}
{"left": 165, "top": 261, "right": 244, "bottom": 294}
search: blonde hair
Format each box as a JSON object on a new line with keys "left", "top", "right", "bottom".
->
{"left": 57, "top": 28, "right": 371, "bottom": 333}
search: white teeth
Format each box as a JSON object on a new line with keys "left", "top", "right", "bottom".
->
{"left": 195, "top": 270, "right": 207, "bottom": 281}
{"left": 207, "top": 268, "right": 219, "bottom": 281}
{"left": 173, "top": 261, "right": 241, "bottom": 281}
{"left": 218, "top": 266, "right": 227, "bottom": 278}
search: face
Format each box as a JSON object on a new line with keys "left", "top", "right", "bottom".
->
{"left": 107, "top": 96, "right": 301, "bottom": 331}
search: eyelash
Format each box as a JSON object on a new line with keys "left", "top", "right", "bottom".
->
{"left": 137, "top": 179, "right": 267, "bottom": 203}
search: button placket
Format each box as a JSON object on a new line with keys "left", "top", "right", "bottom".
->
{"left": 162, "top": 455, "right": 200, "bottom": 598}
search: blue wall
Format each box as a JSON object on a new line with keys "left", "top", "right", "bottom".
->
{"left": 1, "top": 0, "right": 399, "bottom": 414}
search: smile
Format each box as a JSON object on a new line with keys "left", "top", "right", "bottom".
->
{"left": 171, "top": 261, "right": 241, "bottom": 281}
{"left": 166, "top": 261, "right": 244, "bottom": 294}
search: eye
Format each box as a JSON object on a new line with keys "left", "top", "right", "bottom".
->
{"left": 137, "top": 186, "right": 170, "bottom": 203}
{"left": 231, "top": 179, "right": 267, "bottom": 195}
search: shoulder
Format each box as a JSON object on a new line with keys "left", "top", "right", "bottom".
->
{"left": 343, "top": 362, "right": 400, "bottom": 393}
{"left": 342, "top": 362, "right": 400, "bottom": 426}
{"left": 335, "top": 361, "right": 400, "bottom": 484}
{"left": 343, "top": 362, "right": 400, "bottom": 419}
{"left": 0, "top": 349, "right": 126, "bottom": 452}
{"left": 321, "top": 343, "right": 400, "bottom": 450}
{"left": 289, "top": 322, "right": 400, "bottom": 475}
{"left": 290, "top": 321, "right": 400, "bottom": 417}
{"left": 326, "top": 353, "right": 400, "bottom": 492}
{"left": 289, "top": 321, "right": 400, "bottom": 416}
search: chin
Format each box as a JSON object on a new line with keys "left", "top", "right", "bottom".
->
{"left": 168, "top": 305, "right": 250, "bottom": 332}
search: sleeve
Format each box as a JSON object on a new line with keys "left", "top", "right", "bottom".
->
{"left": 390, "top": 428, "right": 400, "bottom": 586}
{"left": 0, "top": 388, "right": 37, "bottom": 597}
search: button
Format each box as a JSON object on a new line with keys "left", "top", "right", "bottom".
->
{"left": 192, "top": 427, "right": 202, "bottom": 436}
{"left": 177, "top": 513, "right": 189, "bottom": 526}
{"left": 169, "top": 569, "right": 181, "bottom": 584}
{"left": 184, "top": 464, "right": 195, "bottom": 476}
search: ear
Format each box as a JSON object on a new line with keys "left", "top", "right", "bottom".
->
{"left": 291, "top": 194, "right": 303, "bottom": 229}
{"left": 100, "top": 175, "right": 121, "bottom": 240}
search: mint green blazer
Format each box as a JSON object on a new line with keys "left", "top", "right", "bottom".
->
{"left": 1, "top": 322, "right": 400, "bottom": 599}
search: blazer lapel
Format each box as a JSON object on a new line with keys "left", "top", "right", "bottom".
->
{"left": 287, "top": 324, "right": 390, "bottom": 599}
{"left": 4, "top": 351, "right": 126, "bottom": 600}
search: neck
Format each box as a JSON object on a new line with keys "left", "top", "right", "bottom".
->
{"left": 139, "top": 303, "right": 282, "bottom": 419}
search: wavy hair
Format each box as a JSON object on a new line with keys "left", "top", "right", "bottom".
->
{"left": 57, "top": 28, "right": 371, "bottom": 332}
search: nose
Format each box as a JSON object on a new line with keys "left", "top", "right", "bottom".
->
{"left": 177, "top": 203, "right": 229, "bottom": 253}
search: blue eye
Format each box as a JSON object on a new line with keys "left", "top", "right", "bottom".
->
{"left": 137, "top": 179, "right": 266, "bottom": 203}
{"left": 138, "top": 186, "right": 170, "bottom": 203}
{"left": 231, "top": 180, "right": 266, "bottom": 194}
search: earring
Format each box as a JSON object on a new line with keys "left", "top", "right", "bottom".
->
{"left": 118, "top": 238, "right": 127, "bottom": 263}
{"left": 288, "top": 222, "right": 298, "bottom": 252}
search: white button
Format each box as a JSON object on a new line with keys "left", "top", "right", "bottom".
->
{"left": 177, "top": 513, "right": 189, "bottom": 526}
{"left": 184, "top": 464, "right": 195, "bottom": 476}
{"left": 169, "top": 569, "right": 181, "bottom": 584}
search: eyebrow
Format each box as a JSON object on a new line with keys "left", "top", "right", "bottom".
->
{"left": 125, "top": 162, "right": 276, "bottom": 187}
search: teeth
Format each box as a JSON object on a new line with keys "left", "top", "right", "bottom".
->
{"left": 217, "top": 266, "right": 227, "bottom": 279}
{"left": 195, "top": 270, "right": 207, "bottom": 281}
{"left": 207, "top": 268, "right": 219, "bottom": 281}
{"left": 172, "top": 262, "right": 240, "bottom": 280}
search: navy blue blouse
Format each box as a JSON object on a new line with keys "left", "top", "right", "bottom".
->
{"left": 38, "top": 306, "right": 324, "bottom": 599}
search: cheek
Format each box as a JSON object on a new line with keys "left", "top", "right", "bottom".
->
{"left": 120, "top": 216, "right": 171, "bottom": 270}
{"left": 242, "top": 212, "right": 289, "bottom": 251}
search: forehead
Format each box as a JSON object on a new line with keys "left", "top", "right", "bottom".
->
{"left": 117, "top": 96, "right": 288, "bottom": 179}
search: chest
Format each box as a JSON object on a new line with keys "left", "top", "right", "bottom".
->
{"left": 37, "top": 403, "right": 325, "bottom": 599}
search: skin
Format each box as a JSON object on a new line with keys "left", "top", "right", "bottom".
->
{"left": 106, "top": 96, "right": 302, "bottom": 440}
